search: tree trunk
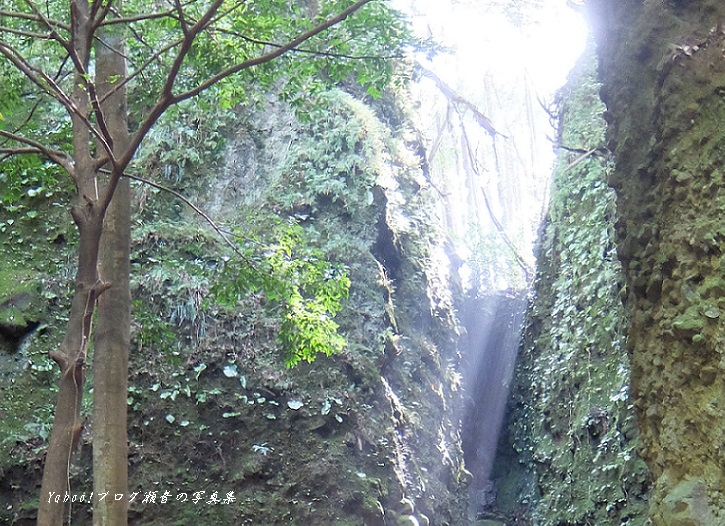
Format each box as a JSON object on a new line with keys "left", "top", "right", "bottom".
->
{"left": 93, "top": 12, "right": 131, "bottom": 526}
{"left": 37, "top": 1, "right": 100, "bottom": 524}
{"left": 38, "top": 211, "right": 106, "bottom": 525}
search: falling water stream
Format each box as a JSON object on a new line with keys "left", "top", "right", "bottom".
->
{"left": 460, "top": 291, "right": 528, "bottom": 513}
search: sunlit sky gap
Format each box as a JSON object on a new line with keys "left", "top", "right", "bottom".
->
{"left": 387, "top": 2, "right": 590, "bottom": 491}
{"left": 401, "top": 0, "right": 588, "bottom": 97}
{"left": 393, "top": 0, "right": 589, "bottom": 289}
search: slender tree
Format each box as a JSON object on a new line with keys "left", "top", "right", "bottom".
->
{"left": 0, "top": 1, "right": 406, "bottom": 524}
{"left": 92, "top": 6, "right": 131, "bottom": 524}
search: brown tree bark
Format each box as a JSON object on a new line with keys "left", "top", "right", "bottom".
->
{"left": 93, "top": 9, "right": 131, "bottom": 525}
{"left": 37, "top": 1, "right": 103, "bottom": 524}
{"left": 37, "top": 216, "right": 107, "bottom": 526}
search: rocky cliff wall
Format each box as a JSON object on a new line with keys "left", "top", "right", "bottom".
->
{"left": 590, "top": 1, "right": 725, "bottom": 523}
{"left": 494, "top": 46, "right": 650, "bottom": 526}
{"left": 0, "top": 86, "right": 471, "bottom": 525}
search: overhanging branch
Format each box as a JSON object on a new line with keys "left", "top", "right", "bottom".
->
{"left": 23, "top": 0, "right": 71, "bottom": 48}
{"left": 209, "top": 26, "right": 403, "bottom": 61}
{"left": 0, "top": 130, "right": 74, "bottom": 173}
{"left": 110, "top": 0, "right": 378, "bottom": 214}
{"left": 172, "top": 0, "right": 375, "bottom": 103}
{"left": 0, "top": 9, "right": 70, "bottom": 32}
{"left": 0, "top": 24, "right": 55, "bottom": 39}
{"left": 96, "top": 36, "right": 184, "bottom": 106}
{"left": 420, "top": 65, "right": 507, "bottom": 139}
{"left": 107, "top": 0, "right": 225, "bottom": 211}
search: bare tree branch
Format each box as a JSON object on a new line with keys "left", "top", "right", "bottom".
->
{"left": 90, "top": 0, "right": 114, "bottom": 27}
{"left": 427, "top": 103, "right": 452, "bottom": 165}
{"left": 174, "top": 0, "right": 190, "bottom": 36}
{"left": 24, "top": 0, "right": 117, "bottom": 162}
{"left": 0, "top": 58, "right": 72, "bottom": 149}
{"left": 420, "top": 65, "right": 508, "bottom": 139}
{"left": 455, "top": 108, "right": 532, "bottom": 281}
{"left": 0, "top": 23, "right": 115, "bottom": 162}
{"left": 209, "top": 26, "right": 402, "bottom": 61}
{"left": 161, "top": 0, "right": 224, "bottom": 100}
{"left": 0, "top": 50, "right": 116, "bottom": 173}
{"left": 23, "top": 0, "right": 71, "bottom": 48}
{"left": 108, "top": 0, "right": 377, "bottom": 216}
{"left": 0, "top": 9, "right": 70, "bottom": 31}
{"left": 96, "top": 0, "right": 220, "bottom": 101}
{"left": 0, "top": 130, "right": 74, "bottom": 172}
{"left": 97, "top": 0, "right": 202, "bottom": 26}
{"left": 0, "top": 148, "right": 42, "bottom": 163}
{"left": 0, "top": 40, "right": 71, "bottom": 107}
{"left": 97, "top": 9, "right": 176, "bottom": 26}
{"left": 0, "top": 25, "right": 55, "bottom": 39}
{"left": 202, "top": 0, "right": 247, "bottom": 30}
{"left": 560, "top": 146, "right": 608, "bottom": 171}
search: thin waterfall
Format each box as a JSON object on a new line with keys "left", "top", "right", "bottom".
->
{"left": 460, "top": 290, "right": 529, "bottom": 513}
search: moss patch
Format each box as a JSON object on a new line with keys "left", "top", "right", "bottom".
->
{"left": 495, "top": 45, "right": 650, "bottom": 525}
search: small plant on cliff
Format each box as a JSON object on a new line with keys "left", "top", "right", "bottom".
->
{"left": 213, "top": 218, "right": 350, "bottom": 367}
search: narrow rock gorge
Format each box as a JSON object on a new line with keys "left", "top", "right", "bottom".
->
{"left": 4, "top": 2, "right": 725, "bottom": 525}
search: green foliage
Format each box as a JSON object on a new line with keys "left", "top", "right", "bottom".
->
{"left": 133, "top": 299, "right": 177, "bottom": 351}
{"left": 311, "top": 0, "right": 410, "bottom": 98}
{"left": 213, "top": 218, "right": 350, "bottom": 367}
{"left": 1, "top": 0, "right": 409, "bottom": 369}
{"left": 464, "top": 227, "right": 527, "bottom": 291}
{"left": 1, "top": 0, "right": 411, "bottom": 187}
{"left": 504, "top": 48, "right": 649, "bottom": 525}
{"left": 131, "top": 221, "right": 218, "bottom": 349}
{"left": 116, "top": 0, "right": 411, "bottom": 113}
{"left": 270, "top": 89, "right": 386, "bottom": 214}
{"left": 133, "top": 97, "right": 234, "bottom": 186}
{"left": 0, "top": 63, "right": 68, "bottom": 206}
{"left": 0, "top": 156, "right": 65, "bottom": 205}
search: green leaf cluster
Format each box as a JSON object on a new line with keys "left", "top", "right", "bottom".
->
{"left": 271, "top": 89, "right": 385, "bottom": 214}
{"left": 0, "top": 156, "right": 64, "bottom": 206}
{"left": 213, "top": 218, "right": 350, "bottom": 367}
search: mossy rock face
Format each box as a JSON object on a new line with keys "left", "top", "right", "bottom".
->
{"left": 591, "top": 0, "right": 725, "bottom": 521}
{"left": 660, "top": 477, "right": 717, "bottom": 526}
{"left": 0, "top": 274, "right": 43, "bottom": 356}
{"left": 494, "top": 44, "right": 650, "bottom": 525}
{"left": 0, "top": 86, "right": 470, "bottom": 525}
{"left": 0, "top": 290, "right": 40, "bottom": 340}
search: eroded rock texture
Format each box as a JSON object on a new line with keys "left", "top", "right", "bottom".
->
{"left": 591, "top": 1, "right": 725, "bottom": 522}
